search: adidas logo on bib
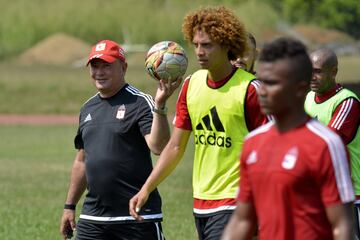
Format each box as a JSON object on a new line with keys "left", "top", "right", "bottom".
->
{"left": 194, "top": 106, "right": 231, "bottom": 148}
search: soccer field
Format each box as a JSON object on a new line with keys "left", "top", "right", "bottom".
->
{"left": 0, "top": 125, "right": 196, "bottom": 239}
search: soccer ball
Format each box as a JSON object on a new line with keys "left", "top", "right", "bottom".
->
{"left": 145, "top": 41, "right": 188, "bottom": 82}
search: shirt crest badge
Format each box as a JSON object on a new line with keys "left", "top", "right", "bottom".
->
{"left": 281, "top": 147, "right": 298, "bottom": 170}
{"left": 246, "top": 151, "right": 257, "bottom": 165}
{"left": 116, "top": 104, "right": 126, "bottom": 119}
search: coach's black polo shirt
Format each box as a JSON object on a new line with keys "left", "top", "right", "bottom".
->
{"left": 75, "top": 84, "right": 162, "bottom": 224}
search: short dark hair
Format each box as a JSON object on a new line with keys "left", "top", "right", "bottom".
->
{"left": 259, "top": 37, "right": 312, "bottom": 83}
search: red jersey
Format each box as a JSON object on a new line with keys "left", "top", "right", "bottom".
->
{"left": 315, "top": 84, "right": 360, "bottom": 144}
{"left": 238, "top": 119, "right": 354, "bottom": 240}
{"left": 173, "top": 70, "right": 268, "bottom": 215}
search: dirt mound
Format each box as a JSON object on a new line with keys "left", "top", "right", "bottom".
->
{"left": 257, "top": 24, "right": 355, "bottom": 49}
{"left": 293, "top": 24, "right": 354, "bottom": 45}
{"left": 17, "top": 33, "right": 91, "bottom": 66}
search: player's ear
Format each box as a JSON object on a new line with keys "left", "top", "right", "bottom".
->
{"left": 331, "top": 66, "right": 338, "bottom": 79}
{"left": 254, "top": 48, "right": 259, "bottom": 60}
{"left": 120, "top": 61, "right": 128, "bottom": 73}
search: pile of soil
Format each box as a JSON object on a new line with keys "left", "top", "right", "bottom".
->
{"left": 17, "top": 33, "right": 91, "bottom": 66}
{"left": 292, "top": 24, "right": 355, "bottom": 45}
{"left": 258, "top": 24, "right": 355, "bottom": 48}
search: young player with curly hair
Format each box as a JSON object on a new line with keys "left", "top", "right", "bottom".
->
{"left": 130, "top": 6, "right": 268, "bottom": 239}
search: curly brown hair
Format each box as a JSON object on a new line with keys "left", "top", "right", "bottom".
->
{"left": 182, "top": 6, "right": 247, "bottom": 60}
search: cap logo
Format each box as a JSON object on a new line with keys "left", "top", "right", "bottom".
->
{"left": 119, "top": 48, "right": 124, "bottom": 56}
{"left": 95, "top": 42, "right": 106, "bottom": 51}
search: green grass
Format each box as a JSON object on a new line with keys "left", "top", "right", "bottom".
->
{"left": 0, "top": 63, "right": 93, "bottom": 114}
{"left": 338, "top": 55, "right": 360, "bottom": 83}
{"left": 0, "top": 0, "right": 280, "bottom": 60}
{"left": 0, "top": 49, "right": 200, "bottom": 114}
{"left": 0, "top": 0, "right": 282, "bottom": 114}
{"left": 1, "top": 52, "right": 359, "bottom": 115}
{"left": 0, "top": 125, "right": 77, "bottom": 239}
{"left": 0, "top": 125, "right": 196, "bottom": 239}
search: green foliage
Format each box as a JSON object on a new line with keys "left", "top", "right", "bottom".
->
{"left": 0, "top": 125, "right": 196, "bottom": 239}
{"left": 265, "top": 0, "right": 360, "bottom": 38}
{"left": 315, "top": 0, "right": 360, "bottom": 38}
{"left": 282, "top": 0, "right": 317, "bottom": 23}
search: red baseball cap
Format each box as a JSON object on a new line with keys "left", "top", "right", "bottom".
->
{"left": 87, "top": 40, "right": 126, "bottom": 65}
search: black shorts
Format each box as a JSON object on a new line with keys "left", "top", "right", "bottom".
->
{"left": 194, "top": 212, "right": 232, "bottom": 240}
{"left": 355, "top": 203, "right": 360, "bottom": 240}
{"left": 75, "top": 219, "right": 165, "bottom": 240}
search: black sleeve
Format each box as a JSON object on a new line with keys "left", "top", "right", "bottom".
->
{"left": 137, "top": 94, "right": 154, "bottom": 136}
{"left": 74, "top": 113, "right": 84, "bottom": 149}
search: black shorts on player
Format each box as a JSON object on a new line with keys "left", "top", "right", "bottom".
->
{"left": 195, "top": 212, "right": 232, "bottom": 240}
{"left": 76, "top": 219, "right": 165, "bottom": 240}
{"left": 354, "top": 203, "right": 360, "bottom": 240}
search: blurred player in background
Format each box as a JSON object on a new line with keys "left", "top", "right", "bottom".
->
{"left": 222, "top": 37, "right": 355, "bottom": 240}
{"left": 130, "top": 6, "right": 268, "bottom": 239}
{"left": 59, "top": 39, "right": 180, "bottom": 240}
{"left": 231, "top": 32, "right": 258, "bottom": 75}
{"left": 304, "top": 48, "right": 360, "bottom": 239}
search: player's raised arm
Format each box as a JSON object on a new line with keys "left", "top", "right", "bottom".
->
{"left": 144, "top": 41, "right": 187, "bottom": 154}
{"left": 145, "top": 77, "right": 182, "bottom": 155}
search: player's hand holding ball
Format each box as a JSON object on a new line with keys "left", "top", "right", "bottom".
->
{"left": 145, "top": 41, "right": 188, "bottom": 105}
{"left": 145, "top": 41, "right": 188, "bottom": 83}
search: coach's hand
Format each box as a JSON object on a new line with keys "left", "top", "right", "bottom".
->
{"left": 129, "top": 190, "right": 150, "bottom": 221}
{"left": 60, "top": 209, "right": 76, "bottom": 239}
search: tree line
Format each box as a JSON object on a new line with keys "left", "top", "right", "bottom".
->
{"left": 263, "top": 0, "right": 360, "bottom": 38}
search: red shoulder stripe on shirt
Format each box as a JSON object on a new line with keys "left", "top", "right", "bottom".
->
{"left": 306, "top": 120, "right": 355, "bottom": 203}
{"left": 250, "top": 80, "right": 274, "bottom": 122}
{"left": 331, "top": 98, "right": 354, "bottom": 130}
{"left": 250, "top": 79, "right": 261, "bottom": 92}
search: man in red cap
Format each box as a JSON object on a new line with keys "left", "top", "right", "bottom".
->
{"left": 60, "top": 39, "right": 181, "bottom": 239}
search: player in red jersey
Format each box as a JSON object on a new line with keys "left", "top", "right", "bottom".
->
{"left": 222, "top": 37, "right": 355, "bottom": 240}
